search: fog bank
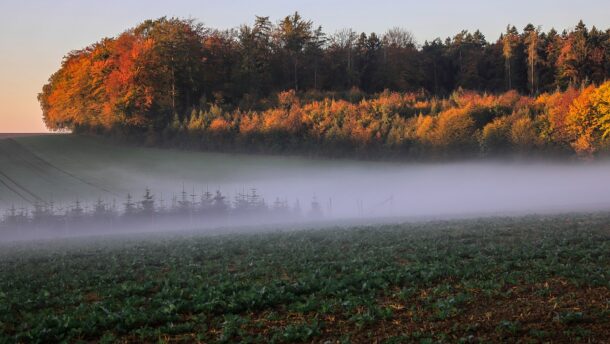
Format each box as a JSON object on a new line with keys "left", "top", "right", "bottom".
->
{"left": 45, "top": 160, "right": 610, "bottom": 220}
{"left": 4, "top": 135, "right": 610, "bottom": 240}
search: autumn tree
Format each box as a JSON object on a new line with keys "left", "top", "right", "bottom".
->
{"left": 503, "top": 25, "right": 519, "bottom": 90}
{"left": 594, "top": 82, "right": 610, "bottom": 141}
{"left": 510, "top": 115, "right": 539, "bottom": 152}
{"left": 565, "top": 81, "right": 610, "bottom": 155}
{"left": 557, "top": 20, "right": 590, "bottom": 87}
{"left": 430, "top": 107, "right": 477, "bottom": 155}
{"left": 38, "top": 15, "right": 610, "bottom": 160}
{"left": 480, "top": 117, "right": 511, "bottom": 155}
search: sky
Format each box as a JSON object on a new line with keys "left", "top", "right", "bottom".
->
{"left": 0, "top": 0, "right": 608, "bottom": 133}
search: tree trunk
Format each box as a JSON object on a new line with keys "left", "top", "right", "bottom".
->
{"left": 314, "top": 59, "right": 318, "bottom": 90}
{"left": 505, "top": 58, "right": 513, "bottom": 91}
{"left": 294, "top": 56, "right": 299, "bottom": 91}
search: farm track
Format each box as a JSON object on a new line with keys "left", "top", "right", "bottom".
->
{"left": 10, "top": 139, "right": 116, "bottom": 195}
{"left": 0, "top": 140, "right": 67, "bottom": 187}
{"left": 0, "top": 133, "right": 54, "bottom": 139}
{"left": 17, "top": 138, "right": 120, "bottom": 198}
{"left": 0, "top": 169, "right": 41, "bottom": 204}
{"left": 0, "top": 139, "right": 117, "bottom": 206}
{"left": 0, "top": 175, "right": 33, "bottom": 204}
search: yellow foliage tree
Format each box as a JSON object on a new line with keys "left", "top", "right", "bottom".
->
{"left": 430, "top": 107, "right": 476, "bottom": 152}
{"left": 510, "top": 116, "right": 539, "bottom": 151}
{"left": 480, "top": 117, "right": 510, "bottom": 154}
{"left": 567, "top": 85, "right": 597, "bottom": 155}
{"left": 593, "top": 82, "right": 610, "bottom": 140}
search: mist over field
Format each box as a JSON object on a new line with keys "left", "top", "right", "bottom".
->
{"left": 2, "top": 135, "right": 610, "bottom": 237}
{"left": 3, "top": 137, "right": 610, "bottom": 340}
{"left": 249, "top": 161, "right": 610, "bottom": 218}
{"left": 120, "top": 160, "right": 610, "bottom": 219}
{"left": 3, "top": 4, "right": 610, "bottom": 341}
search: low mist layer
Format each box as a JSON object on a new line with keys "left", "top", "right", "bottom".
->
{"left": 2, "top": 136, "right": 610, "bottom": 240}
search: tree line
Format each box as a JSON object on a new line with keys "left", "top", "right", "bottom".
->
{"left": 1, "top": 187, "right": 324, "bottom": 235}
{"left": 38, "top": 14, "right": 610, "bottom": 158}
{"left": 151, "top": 82, "right": 610, "bottom": 158}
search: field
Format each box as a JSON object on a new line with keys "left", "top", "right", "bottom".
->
{"left": 1, "top": 214, "right": 609, "bottom": 343}
{"left": 0, "top": 134, "right": 57, "bottom": 139}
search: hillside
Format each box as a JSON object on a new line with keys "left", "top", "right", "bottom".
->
{"left": 2, "top": 134, "right": 610, "bottom": 220}
{"left": 0, "top": 134, "right": 375, "bottom": 210}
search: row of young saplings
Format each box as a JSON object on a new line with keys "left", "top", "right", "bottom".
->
{"left": 0, "top": 187, "right": 325, "bottom": 233}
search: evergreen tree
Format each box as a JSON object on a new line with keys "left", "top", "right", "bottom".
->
{"left": 293, "top": 199, "right": 302, "bottom": 218}
{"left": 278, "top": 12, "right": 313, "bottom": 91}
{"left": 141, "top": 188, "right": 155, "bottom": 215}
{"left": 200, "top": 188, "right": 214, "bottom": 212}
{"left": 309, "top": 196, "right": 323, "bottom": 218}
{"left": 124, "top": 193, "right": 137, "bottom": 217}
{"left": 70, "top": 200, "right": 84, "bottom": 219}
{"left": 177, "top": 184, "right": 191, "bottom": 213}
{"left": 212, "top": 190, "right": 228, "bottom": 214}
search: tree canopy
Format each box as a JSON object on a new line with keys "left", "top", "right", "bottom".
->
{"left": 39, "top": 15, "right": 610, "bottom": 158}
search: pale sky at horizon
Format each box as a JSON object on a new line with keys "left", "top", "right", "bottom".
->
{"left": 0, "top": 0, "right": 608, "bottom": 132}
